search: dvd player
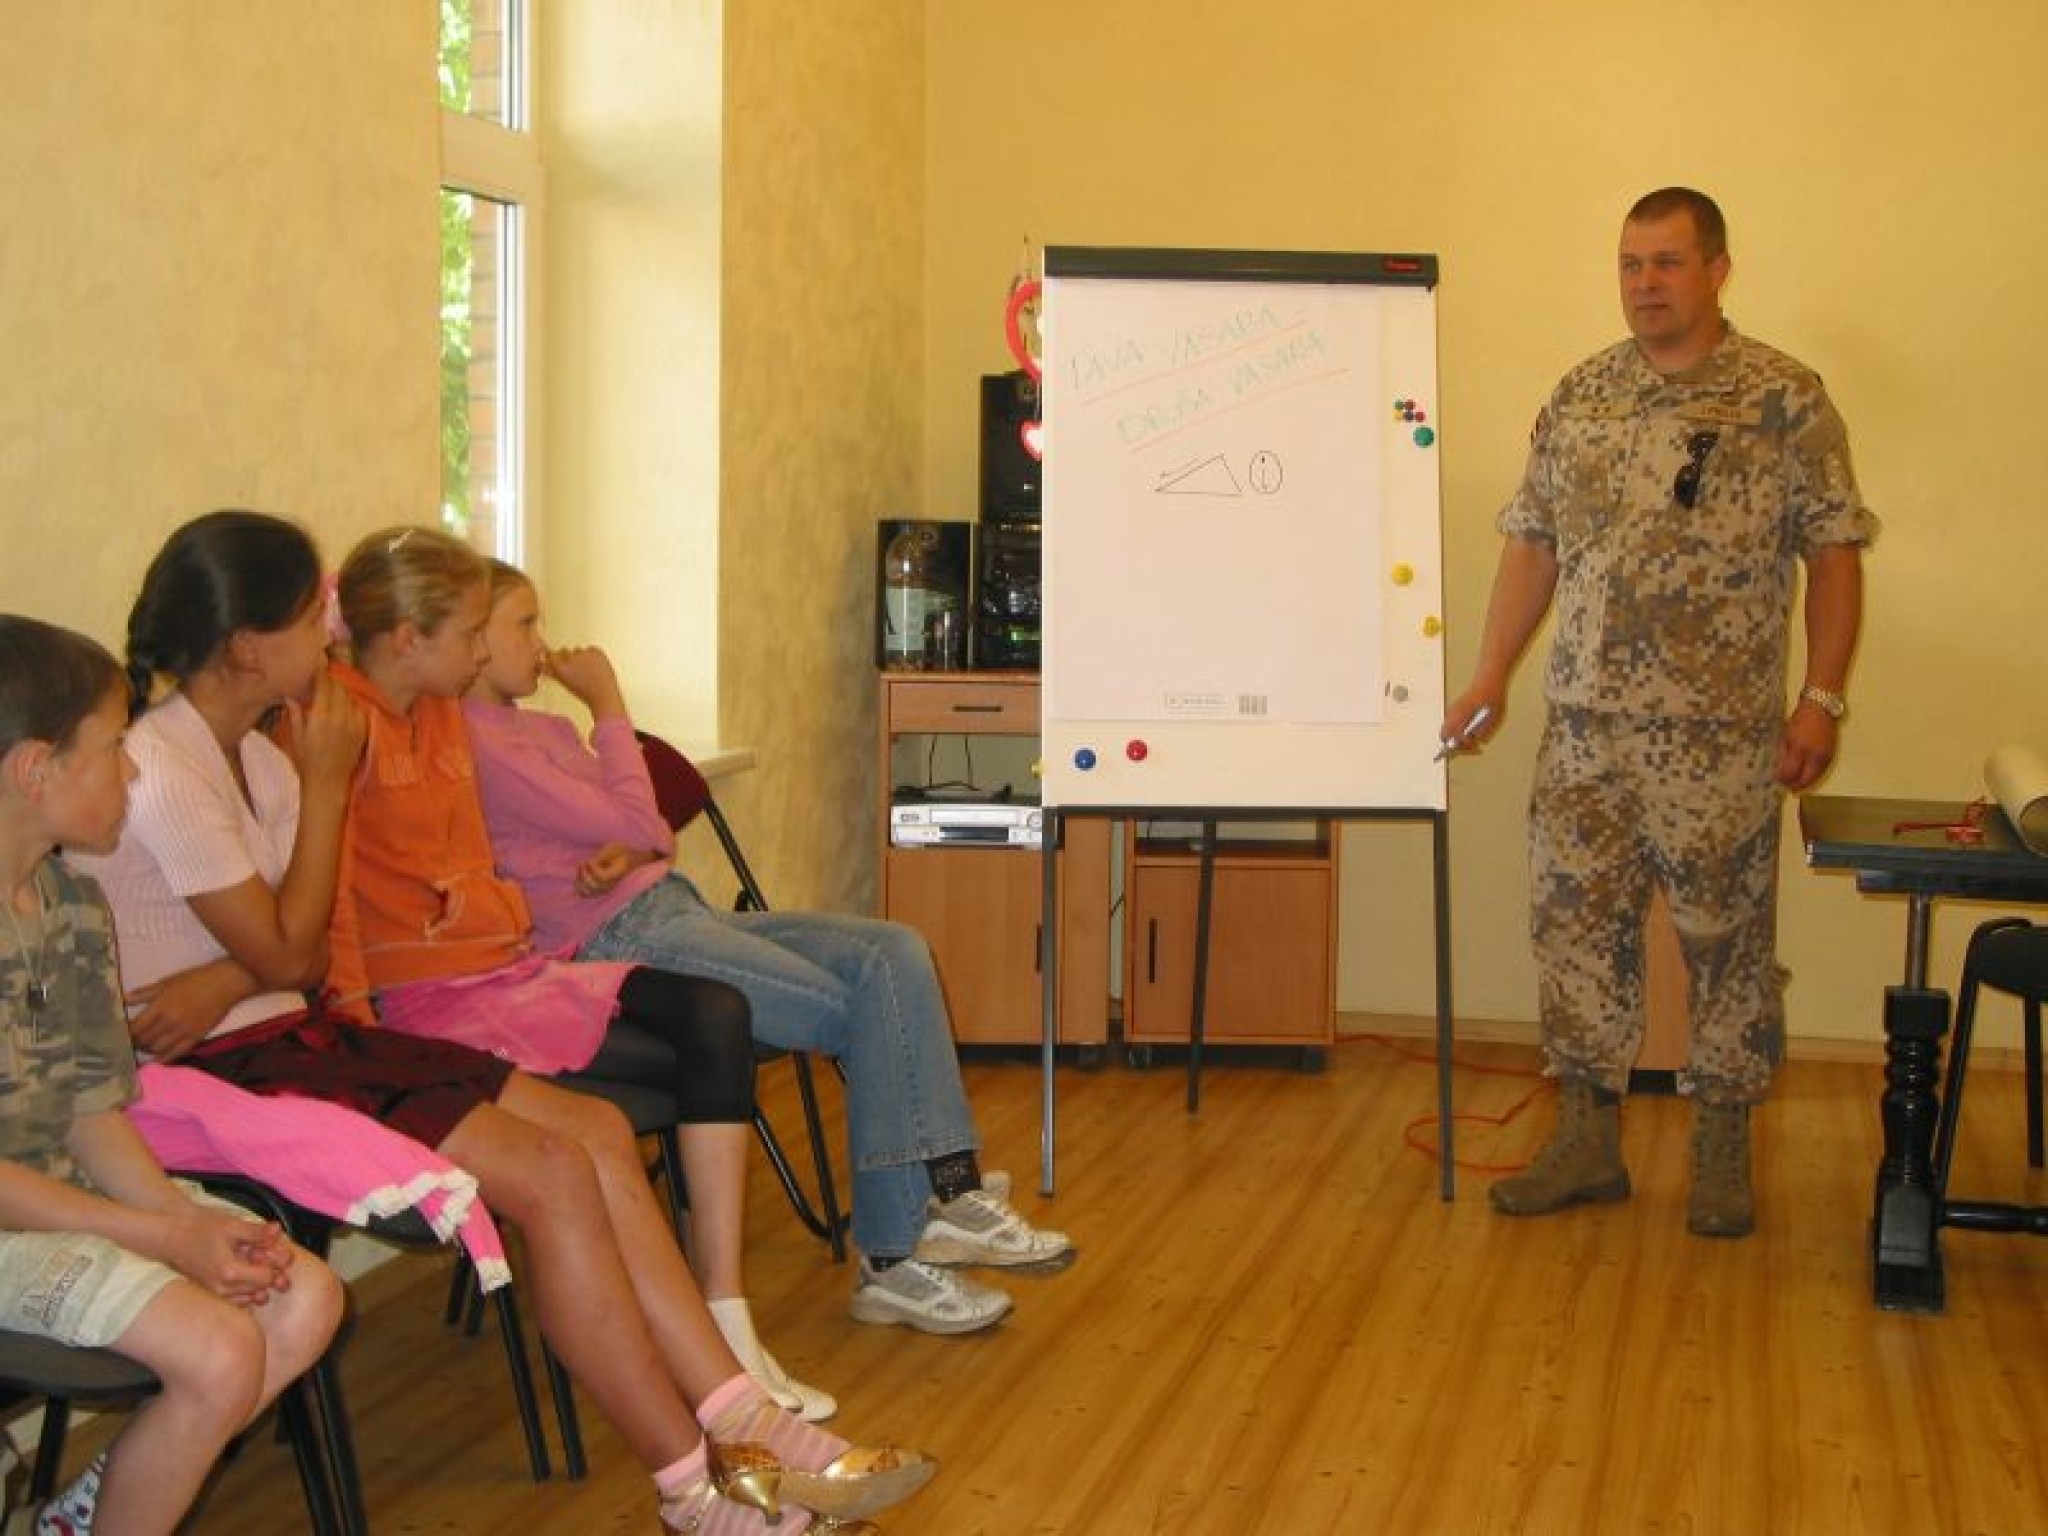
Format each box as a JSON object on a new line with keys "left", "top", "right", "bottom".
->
{"left": 890, "top": 800, "right": 1043, "bottom": 849}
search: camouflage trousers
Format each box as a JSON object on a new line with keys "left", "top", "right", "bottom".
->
{"left": 1527, "top": 705, "right": 1788, "bottom": 1105}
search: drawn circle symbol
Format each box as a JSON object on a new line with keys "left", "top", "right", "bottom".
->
{"left": 1249, "top": 451, "right": 1283, "bottom": 494}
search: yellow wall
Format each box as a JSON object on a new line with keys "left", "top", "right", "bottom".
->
{"left": 537, "top": 2, "right": 725, "bottom": 750}
{"left": 720, "top": 0, "right": 925, "bottom": 911}
{"left": 0, "top": 2, "right": 439, "bottom": 634}
{"left": 925, "top": 0, "right": 2048, "bottom": 1045}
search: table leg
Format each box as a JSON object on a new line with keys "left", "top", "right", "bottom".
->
{"left": 1903, "top": 891, "right": 1933, "bottom": 989}
{"left": 1871, "top": 984, "right": 1951, "bottom": 1311}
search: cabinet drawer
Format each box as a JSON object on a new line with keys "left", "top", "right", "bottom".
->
{"left": 885, "top": 677, "right": 1038, "bottom": 734}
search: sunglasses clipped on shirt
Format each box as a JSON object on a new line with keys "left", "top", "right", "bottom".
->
{"left": 1672, "top": 430, "right": 1719, "bottom": 509}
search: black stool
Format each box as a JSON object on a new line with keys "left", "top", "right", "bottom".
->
{"left": 1934, "top": 918, "right": 2048, "bottom": 1192}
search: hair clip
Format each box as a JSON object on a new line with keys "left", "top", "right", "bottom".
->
{"left": 386, "top": 528, "right": 417, "bottom": 554}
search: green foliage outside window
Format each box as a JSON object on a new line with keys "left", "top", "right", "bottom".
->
{"left": 438, "top": 1, "right": 475, "bottom": 536}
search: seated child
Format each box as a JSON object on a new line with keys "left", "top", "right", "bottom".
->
{"left": 462, "top": 559, "right": 1077, "bottom": 1336}
{"left": 0, "top": 613, "right": 342, "bottom": 1536}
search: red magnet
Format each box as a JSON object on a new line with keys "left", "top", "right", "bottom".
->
{"left": 1126, "top": 739, "right": 1149, "bottom": 762}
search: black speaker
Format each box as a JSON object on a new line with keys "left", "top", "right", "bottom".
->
{"left": 979, "top": 371, "right": 1041, "bottom": 524}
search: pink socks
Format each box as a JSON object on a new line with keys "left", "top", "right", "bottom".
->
{"left": 698, "top": 1372, "right": 851, "bottom": 1473}
{"left": 655, "top": 1439, "right": 813, "bottom": 1534}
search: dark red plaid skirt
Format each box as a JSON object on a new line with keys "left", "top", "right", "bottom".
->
{"left": 184, "top": 1006, "right": 517, "bottom": 1149}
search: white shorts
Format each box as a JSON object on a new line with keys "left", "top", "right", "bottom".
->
{"left": 0, "top": 1186, "right": 259, "bottom": 1349}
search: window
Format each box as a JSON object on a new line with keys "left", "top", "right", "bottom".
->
{"left": 439, "top": 0, "right": 540, "bottom": 562}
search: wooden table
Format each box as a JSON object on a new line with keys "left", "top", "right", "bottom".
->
{"left": 1799, "top": 794, "right": 2048, "bottom": 1310}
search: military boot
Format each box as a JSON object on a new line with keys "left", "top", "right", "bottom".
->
{"left": 1688, "top": 1102, "right": 1755, "bottom": 1237}
{"left": 1489, "top": 1079, "right": 1630, "bottom": 1216}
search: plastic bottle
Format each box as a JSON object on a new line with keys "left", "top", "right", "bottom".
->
{"left": 881, "top": 524, "right": 961, "bottom": 670}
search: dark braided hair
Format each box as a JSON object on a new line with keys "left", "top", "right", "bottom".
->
{"left": 125, "top": 511, "right": 323, "bottom": 715}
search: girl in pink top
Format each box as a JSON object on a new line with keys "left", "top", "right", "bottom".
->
{"left": 91, "top": 512, "right": 929, "bottom": 1533}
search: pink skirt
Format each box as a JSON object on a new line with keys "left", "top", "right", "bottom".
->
{"left": 374, "top": 954, "right": 635, "bottom": 1075}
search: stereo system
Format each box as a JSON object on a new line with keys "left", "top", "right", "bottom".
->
{"left": 872, "top": 371, "right": 1044, "bottom": 671}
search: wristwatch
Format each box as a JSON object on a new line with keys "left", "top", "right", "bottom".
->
{"left": 1799, "top": 683, "right": 1847, "bottom": 721}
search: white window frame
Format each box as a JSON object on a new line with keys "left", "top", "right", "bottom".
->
{"left": 441, "top": 1, "right": 543, "bottom": 566}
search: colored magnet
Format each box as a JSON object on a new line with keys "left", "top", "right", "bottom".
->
{"left": 1073, "top": 748, "right": 1097, "bottom": 771}
{"left": 1413, "top": 426, "right": 1436, "bottom": 448}
{"left": 1391, "top": 563, "right": 1414, "bottom": 586}
{"left": 1422, "top": 616, "right": 1443, "bottom": 637}
{"left": 1125, "top": 740, "right": 1149, "bottom": 762}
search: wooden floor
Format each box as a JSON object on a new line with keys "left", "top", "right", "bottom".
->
{"left": 61, "top": 1034, "right": 2048, "bottom": 1533}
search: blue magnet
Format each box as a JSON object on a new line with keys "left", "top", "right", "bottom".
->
{"left": 1074, "top": 748, "right": 1098, "bottom": 771}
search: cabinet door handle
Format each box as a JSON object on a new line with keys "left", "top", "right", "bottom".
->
{"left": 1146, "top": 918, "right": 1158, "bottom": 984}
{"left": 1032, "top": 922, "right": 1042, "bottom": 976}
{"left": 951, "top": 703, "right": 1003, "bottom": 714}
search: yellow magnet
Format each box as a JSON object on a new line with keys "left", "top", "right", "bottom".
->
{"left": 1422, "top": 616, "right": 1443, "bottom": 637}
{"left": 1391, "top": 563, "right": 1414, "bottom": 586}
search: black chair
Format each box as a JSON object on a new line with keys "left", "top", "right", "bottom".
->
{"left": 1935, "top": 918, "right": 2048, "bottom": 1191}
{"left": 0, "top": 1324, "right": 341, "bottom": 1533}
{"left": 189, "top": 1170, "right": 570, "bottom": 1520}
{"left": 635, "top": 731, "right": 848, "bottom": 1261}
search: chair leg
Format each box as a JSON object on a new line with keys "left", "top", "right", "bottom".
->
{"left": 541, "top": 1341, "right": 586, "bottom": 1480}
{"left": 791, "top": 1052, "right": 848, "bottom": 1263}
{"left": 1933, "top": 957, "right": 1986, "bottom": 1195}
{"left": 303, "top": 1343, "right": 369, "bottom": 1536}
{"left": 2028, "top": 999, "right": 2044, "bottom": 1169}
{"left": 277, "top": 1371, "right": 349, "bottom": 1536}
{"left": 752, "top": 1106, "right": 837, "bottom": 1254}
{"left": 489, "top": 1286, "right": 553, "bottom": 1482}
{"left": 654, "top": 1128, "right": 690, "bottom": 1238}
{"left": 445, "top": 1252, "right": 476, "bottom": 1329}
{"left": 31, "top": 1396, "right": 71, "bottom": 1500}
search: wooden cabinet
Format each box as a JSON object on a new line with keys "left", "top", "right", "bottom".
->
{"left": 879, "top": 672, "right": 1109, "bottom": 1046}
{"left": 1123, "top": 827, "right": 1337, "bottom": 1050}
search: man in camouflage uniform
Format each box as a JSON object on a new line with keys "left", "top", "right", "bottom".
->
{"left": 1443, "top": 187, "right": 1876, "bottom": 1236}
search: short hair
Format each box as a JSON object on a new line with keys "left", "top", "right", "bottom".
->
{"left": 125, "top": 510, "right": 323, "bottom": 711}
{"left": 337, "top": 526, "right": 489, "bottom": 650}
{"left": 0, "top": 616, "right": 124, "bottom": 758}
{"left": 1626, "top": 186, "right": 1728, "bottom": 262}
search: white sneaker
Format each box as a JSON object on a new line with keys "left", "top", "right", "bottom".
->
{"left": 915, "top": 1183, "right": 1073, "bottom": 1269}
{"left": 706, "top": 1296, "right": 838, "bottom": 1422}
{"left": 849, "top": 1258, "right": 1012, "bottom": 1335}
{"left": 32, "top": 1452, "right": 102, "bottom": 1536}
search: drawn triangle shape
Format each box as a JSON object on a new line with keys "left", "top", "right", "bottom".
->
{"left": 1154, "top": 453, "right": 1242, "bottom": 497}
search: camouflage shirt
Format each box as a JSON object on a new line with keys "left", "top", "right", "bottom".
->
{"left": 1499, "top": 323, "right": 1877, "bottom": 724}
{"left": 0, "top": 857, "right": 138, "bottom": 1192}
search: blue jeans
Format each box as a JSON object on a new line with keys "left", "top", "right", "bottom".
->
{"left": 580, "top": 875, "right": 978, "bottom": 1257}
